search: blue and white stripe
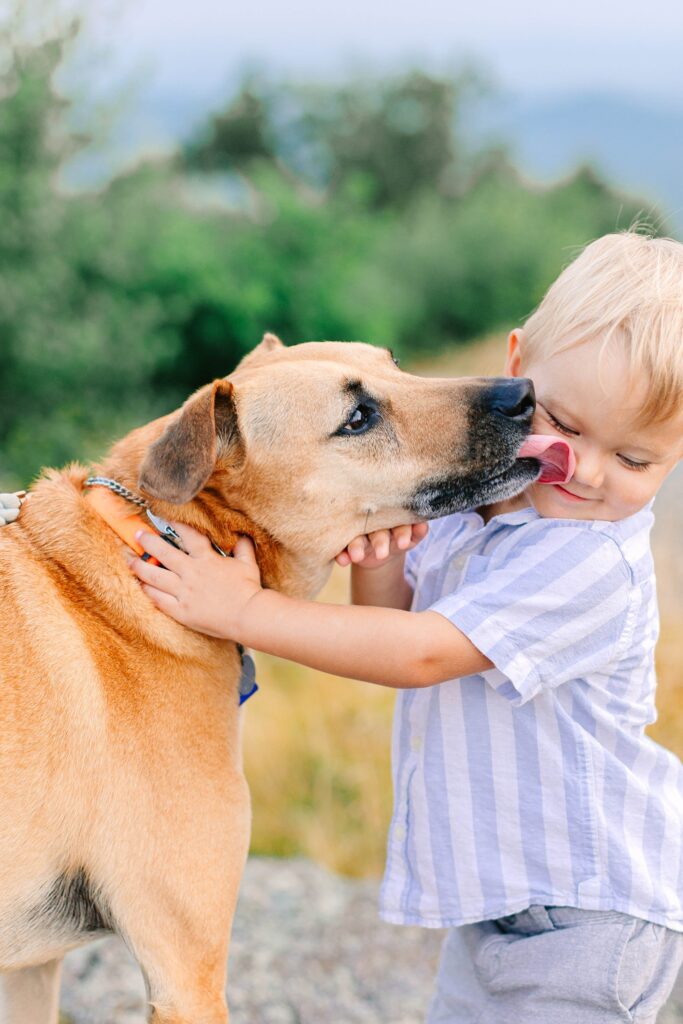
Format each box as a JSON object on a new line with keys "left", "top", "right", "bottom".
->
{"left": 379, "top": 503, "right": 683, "bottom": 931}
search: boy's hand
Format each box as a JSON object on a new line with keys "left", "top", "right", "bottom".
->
{"left": 127, "top": 524, "right": 262, "bottom": 640}
{"left": 335, "top": 522, "right": 429, "bottom": 568}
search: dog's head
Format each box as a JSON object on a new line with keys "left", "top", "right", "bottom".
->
{"left": 134, "top": 335, "right": 539, "bottom": 590}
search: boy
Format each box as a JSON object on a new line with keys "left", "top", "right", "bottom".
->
{"left": 21, "top": 232, "right": 683, "bottom": 1020}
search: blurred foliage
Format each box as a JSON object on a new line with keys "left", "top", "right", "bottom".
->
{"left": 186, "top": 70, "right": 476, "bottom": 207}
{"left": 0, "top": 15, "right": 663, "bottom": 484}
{"left": 184, "top": 80, "right": 275, "bottom": 172}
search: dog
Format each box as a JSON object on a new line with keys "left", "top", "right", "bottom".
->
{"left": 0, "top": 334, "right": 537, "bottom": 1023}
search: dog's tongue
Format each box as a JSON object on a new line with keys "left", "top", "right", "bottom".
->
{"left": 518, "top": 435, "right": 576, "bottom": 484}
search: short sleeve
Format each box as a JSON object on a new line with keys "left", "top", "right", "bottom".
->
{"left": 430, "top": 523, "right": 634, "bottom": 705}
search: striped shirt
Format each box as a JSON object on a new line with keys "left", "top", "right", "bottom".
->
{"left": 379, "top": 503, "right": 683, "bottom": 932}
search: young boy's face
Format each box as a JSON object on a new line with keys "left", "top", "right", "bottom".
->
{"left": 507, "top": 330, "right": 683, "bottom": 522}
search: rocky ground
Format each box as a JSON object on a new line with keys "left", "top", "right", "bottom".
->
{"left": 58, "top": 857, "right": 683, "bottom": 1024}
{"left": 59, "top": 858, "right": 444, "bottom": 1024}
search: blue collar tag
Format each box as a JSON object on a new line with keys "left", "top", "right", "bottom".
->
{"left": 238, "top": 651, "right": 259, "bottom": 706}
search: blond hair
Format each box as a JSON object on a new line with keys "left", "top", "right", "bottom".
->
{"left": 522, "top": 232, "right": 683, "bottom": 424}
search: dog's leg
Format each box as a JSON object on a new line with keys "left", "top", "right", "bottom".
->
{"left": 113, "top": 775, "right": 250, "bottom": 1024}
{"left": 0, "top": 958, "right": 63, "bottom": 1024}
{"left": 148, "top": 994, "right": 228, "bottom": 1024}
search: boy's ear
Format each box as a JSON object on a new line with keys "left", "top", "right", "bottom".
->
{"left": 505, "top": 329, "right": 525, "bottom": 378}
{"left": 138, "top": 380, "right": 239, "bottom": 504}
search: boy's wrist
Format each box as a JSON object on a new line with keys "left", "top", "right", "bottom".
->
{"left": 235, "top": 586, "right": 279, "bottom": 648}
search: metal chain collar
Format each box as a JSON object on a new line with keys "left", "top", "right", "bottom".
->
{"left": 85, "top": 476, "right": 150, "bottom": 509}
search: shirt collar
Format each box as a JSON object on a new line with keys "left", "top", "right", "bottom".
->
{"left": 464, "top": 505, "right": 539, "bottom": 530}
{"left": 468, "top": 498, "right": 655, "bottom": 532}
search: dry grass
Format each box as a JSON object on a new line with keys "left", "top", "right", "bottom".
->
{"left": 651, "top": 618, "right": 683, "bottom": 758}
{"left": 243, "top": 336, "right": 683, "bottom": 877}
{"left": 650, "top": 466, "right": 683, "bottom": 760}
{"left": 245, "top": 566, "right": 395, "bottom": 878}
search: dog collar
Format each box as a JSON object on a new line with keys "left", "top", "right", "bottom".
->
{"left": 84, "top": 481, "right": 161, "bottom": 566}
{"left": 84, "top": 477, "right": 259, "bottom": 706}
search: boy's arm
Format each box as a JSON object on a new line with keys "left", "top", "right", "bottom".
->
{"left": 351, "top": 557, "right": 414, "bottom": 611}
{"left": 239, "top": 590, "right": 490, "bottom": 687}
{"left": 129, "top": 526, "right": 492, "bottom": 689}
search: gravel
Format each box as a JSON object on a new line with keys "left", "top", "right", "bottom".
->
{"left": 59, "top": 857, "right": 444, "bottom": 1024}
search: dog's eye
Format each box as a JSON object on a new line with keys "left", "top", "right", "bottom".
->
{"left": 338, "top": 400, "right": 380, "bottom": 436}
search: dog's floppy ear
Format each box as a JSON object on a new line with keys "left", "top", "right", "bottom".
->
{"left": 139, "top": 379, "right": 238, "bottom": 504}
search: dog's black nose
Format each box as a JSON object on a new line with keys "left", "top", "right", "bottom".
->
{"left": 488, "top": 379, "right": 535, "bottom": 424}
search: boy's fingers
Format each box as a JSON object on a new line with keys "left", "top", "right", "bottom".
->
{"left": 347, "top": 536, "right": 369, "bottom": 563}
{"left": 413, "top": 522, "right": 429, "bottom": 542}
{"left": 134, "top": 530, "right": 188, "bottom": 572}
{"left": 369, "top": 530, "right": 391, "bottom": 559}
{"left": 393, "top": 524, "right": 414, "bottom": 550}
{"left": 335, "top": 551, "right": 351, "bottom": 567}
{"left": 233, "top": 536, "right": 257, "bottom": 564}
{"left": 141, "top": 584, "right": 182, "bottom": 618}
{"left": 168, "top": 521, "right": 211, "bottom": 557}
{"left": 130, "top": 557, "right": 180, "bottom": 596}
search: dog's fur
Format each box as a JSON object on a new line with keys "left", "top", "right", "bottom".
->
{"left": 0, "top": 336, "right": 537, "bottom": 1023}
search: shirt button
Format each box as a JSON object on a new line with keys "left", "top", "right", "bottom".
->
{"left": 394, "top": 826, "right": 406, "bottom": 842}
{"left": 410, "top": 736, "right": 423, "bottom": 752}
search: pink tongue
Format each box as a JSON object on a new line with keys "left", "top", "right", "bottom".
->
{"left": 518, "top": 435, "right": 576, "bottom": 484}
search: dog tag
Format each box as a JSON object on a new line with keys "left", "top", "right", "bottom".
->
{"left": 238, "top": 651, "right": 259, "bottom": 706}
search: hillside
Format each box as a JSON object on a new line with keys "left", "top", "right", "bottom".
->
{"left": 468, "top": 91, "right": 683, "bottom": 231}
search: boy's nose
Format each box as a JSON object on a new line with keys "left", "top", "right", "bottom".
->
{"left": 487, "top": 379, "right": 536, "bottom": 425}
{"left": 574, "top": 449, "right": 604, "bottom": 489}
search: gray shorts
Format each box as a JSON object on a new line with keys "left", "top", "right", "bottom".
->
{"left": 427, "top": 906, "right": 683, "bottom": 1024}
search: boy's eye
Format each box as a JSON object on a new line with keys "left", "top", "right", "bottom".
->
{"left": 618, "top": 455, "right": 651, "bottom": 472}
{"left": 544, "top": 407, "right": 579, "bottom": 437}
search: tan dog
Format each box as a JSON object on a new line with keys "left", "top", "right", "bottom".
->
{"left": 0, "top": 335, "right": 537, "bottom": 1023}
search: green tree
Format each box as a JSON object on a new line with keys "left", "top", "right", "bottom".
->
{"left": 0, "top": 20, "right": 175, "bottom": 482}
{"left": 184, "top": 81, "right": 275, "bottom": 172}
{"left": 181, "top": 69, "right": 483, "bottom": 208}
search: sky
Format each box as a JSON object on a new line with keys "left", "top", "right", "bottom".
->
{"left": 70, "top": 0, "right": 683, "bottom": 107}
